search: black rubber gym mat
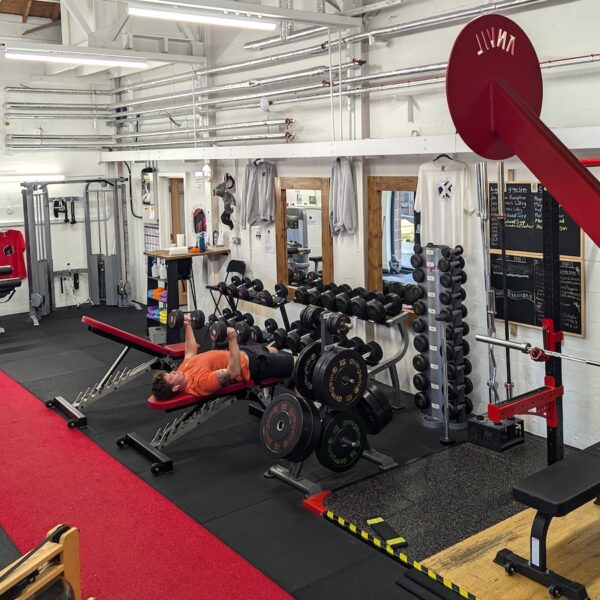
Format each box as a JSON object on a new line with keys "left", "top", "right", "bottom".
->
{"left": 0, "top": 526, "right": 20, "bottom": 571}
{"left": 324, "top": 440, "right": 553, "bottom": 560}
{"left": 294, "top": 554, "right": 420, "bottom": 600}
{"left": 2, "top": 349, "right": 105, "bottom": 383}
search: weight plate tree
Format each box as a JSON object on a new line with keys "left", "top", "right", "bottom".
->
{"left": 315, "top": 411, "right": 367, "bottom": 472}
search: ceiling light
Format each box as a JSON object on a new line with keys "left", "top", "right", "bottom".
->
{"left": 0, "top": 174, "right": 65, "bottom": 183}
{"left": 128, "top": 5, "right": 277, "bottom": 31}
{"left": 4, "top": 51, "right": 148, "bottom": 69}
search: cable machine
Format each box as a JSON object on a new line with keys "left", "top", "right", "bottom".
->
{"left": 22, "top": 177, "right": 136, "bottom": 325}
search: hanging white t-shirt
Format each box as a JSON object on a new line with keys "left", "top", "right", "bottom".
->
{"left": 414, "top": 159, "right": 475, "bottom": 247}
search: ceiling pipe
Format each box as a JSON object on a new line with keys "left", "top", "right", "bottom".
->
{"left": 3, "top": 87, "right": 112, "bottom": 95}
{"left": 113, "top": 118, "right": 293, "bottom": 140}
{"left": 110, "top": 61, "right": 363, "bottom": 111}
{"left": 7, "top": 50, "right": 599, "bottom": 124}
{"left": 112, "top": 0, "right": 569, "bottom": 95}
{"left": 5, "top": 112, "right": 113, "bottom": 119}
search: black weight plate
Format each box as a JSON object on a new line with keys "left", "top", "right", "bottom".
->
{"left": 287, "top": 397, "right": 322, "bottom": 463}
{"left": 315, "top": 411, "right": 367, "bottom": 472}
{"left": 293, "top": 341, "right": 322, "bottom": 400}
{"left": 356, "top": 382, "right": 393, "bottom": 435}
{"left": 313, "top": 347, "right": 368, "bottom": 410}
{"left": 260, "top": 393, "right": 305, "bottom": 458}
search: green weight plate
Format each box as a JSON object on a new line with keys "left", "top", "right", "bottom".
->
{"left": 313, "top": 347, "right": 368, "bottom": 410}
{"left": 293, "top": 341, "right": 322, "bottom": 400}
{"left": 315, "top": 411, "right": 367, "bottom": 472}
{"left": 260, "top": 393, "right": 304, "bottom": 459}
{"left": 356, "top": 382, "right": 393, "bottom": 435}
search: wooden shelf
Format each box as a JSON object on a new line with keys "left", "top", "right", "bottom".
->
{"left": 145, "top": 246, "right": 230, "bottom": 261}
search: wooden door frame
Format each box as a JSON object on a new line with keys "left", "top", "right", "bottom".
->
{"left": 169, "top": 177, "right": 184, "bottom": 243}
{"left": 367, "top": 176, "right": 418, "bottom": 291}
{"left": 275, "top": 177, "right": 333, "bottom": 286}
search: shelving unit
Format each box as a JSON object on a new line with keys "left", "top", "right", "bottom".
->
{"left": 145, "top": 247, "right": 230, "bottom": 344}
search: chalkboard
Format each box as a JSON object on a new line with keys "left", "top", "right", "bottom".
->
{"left": 491, "top": 255, "right": 583, "bottom": 335}
{"left": 489, "top": 183, "right": 581, "bottom": 257}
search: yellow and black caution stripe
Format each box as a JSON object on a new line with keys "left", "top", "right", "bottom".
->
{"left": 366, "top": 516, "right": 408, "bottom": 549}
{"left": 325, "top": 510, "right": 481, "bottom": 600}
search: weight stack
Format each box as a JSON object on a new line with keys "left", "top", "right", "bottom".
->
{"left": 410, "top": 245, "right": 470, "bottom": 429}
{"left": 438, "top": 245, "right": 471, "bottom": 428}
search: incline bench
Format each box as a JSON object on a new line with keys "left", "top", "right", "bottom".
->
{"left": 47, "top": 316, "right": 193, "bottom": 428}
{"left": 117, "top": 377, "right": 285, "bottom": 474}
{"left": 495, "top": 451, "right": 600, "bottom": 600}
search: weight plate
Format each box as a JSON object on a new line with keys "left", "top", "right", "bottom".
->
{"left": 312, "top": 347, "right": 368, "bottom": 410}
{"left": 293, "top": 341, "right": 322, "bottom": 400}
{"left": 356, "top": 382, "right": 393, "bottom": 435}
{"left": 446, "top": 15, "right": 542, "bottom": 160}
{"left": 287, "top": 397, "right": 322, "bottom": 463}
{"left": 316, "top": 411, "right": 367, "bottom": 472}
{"left": 260, "top": 393, "right": 320, "bottom": 462}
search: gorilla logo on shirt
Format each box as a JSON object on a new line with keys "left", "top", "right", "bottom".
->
{"left": 437, "top": 180, "right": 453, "bottom": 200}
{"left": 3, "top": 244, "right": 14, "bottom": 257}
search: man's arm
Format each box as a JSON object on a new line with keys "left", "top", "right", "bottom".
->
{"left": 216, "top": 327, "right": 242, "bottom": 386}
{"left": 183, "top": 314, "right": 198, "bottom": 359}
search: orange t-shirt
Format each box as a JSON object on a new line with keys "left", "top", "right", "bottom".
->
{"left": 177, "top": 350, "right": 250, "bottom": 397}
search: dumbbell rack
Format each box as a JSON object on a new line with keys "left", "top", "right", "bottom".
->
{"left": 206, "top": 284, "right": 292, "bottom": 331}
{"left": 412, "top": 245, "right": 469, "bottom": 431}
{"left": 265, "top": 316, "right": 397, "bottom": 497}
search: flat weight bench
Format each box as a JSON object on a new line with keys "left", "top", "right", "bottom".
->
{"left": 0, "top": 265, "right": 22, "bottom": 334}
{"left": 117, "top": 377, "right": 284, "bottom": 474}
{"left": 495, "top": 452, "right": 600, "bottom": 600}
{"left": 48, "top": 316, "right": 192, "bottom": 428}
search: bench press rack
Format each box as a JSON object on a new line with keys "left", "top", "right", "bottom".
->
{"left": 446, "top": 15, "right": 600, "bottom": 599}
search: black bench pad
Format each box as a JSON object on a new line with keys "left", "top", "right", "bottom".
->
{"left": 514, "top": 452, "right": 600, "bottom": 517}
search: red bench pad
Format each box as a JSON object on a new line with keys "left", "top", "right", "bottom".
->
{"left": 148, "top": 378, "right": 284, "bottom": 411}
{"left": 82, "top": 316, "right": 186, "bottom": 358}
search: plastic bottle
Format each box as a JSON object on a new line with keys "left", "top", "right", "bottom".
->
{"left": 151, "top": 259, "right": 159, "bottom": 278}
{"left": 198, "top": 231, "right": 206, "bottom": 252}
{"left": 158, "top": 260, "right": 167, "bottom": 280}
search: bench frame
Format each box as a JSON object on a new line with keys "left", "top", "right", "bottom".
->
{"left": 118, "top": 381, "right": 280, "bottom": 474}
{"left": 47, "top": 316, "right": 186, "bottom": 428}
{"left": 494, "top": 508, "right": 592, "bottom": 599}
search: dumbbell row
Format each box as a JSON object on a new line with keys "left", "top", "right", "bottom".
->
{"left": 414, "top": 392, "right": 473, "bottom": 415}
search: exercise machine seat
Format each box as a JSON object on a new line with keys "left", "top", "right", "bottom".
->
{"left": 0, "top": 277, "right": 21, "bottom": 298}
{"left": 148, "top": 377, "right": 284, "bottom": 411}
{"left": 82, "top": 316, "right": 187, "bottom": 358}
{"left": 513, "top": 452, "right": 600, "bottom": 516}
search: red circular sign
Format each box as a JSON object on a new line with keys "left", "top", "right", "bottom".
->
{"left": 446, "top": 14, "right": 543, "bottom": 160}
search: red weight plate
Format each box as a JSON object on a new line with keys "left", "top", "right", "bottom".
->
{"left": 446, "top": 14, "right": 542, "bottom": 160}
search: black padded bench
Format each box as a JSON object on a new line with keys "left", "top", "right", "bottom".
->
{"left": 0, "top": 265, "right": 22, "bottom": 334}
{"left": 495, "top": 452, "right": 600, "bottom": 599}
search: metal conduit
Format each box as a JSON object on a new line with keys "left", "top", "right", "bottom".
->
{"left": 5, "top": 113, "right": 114, "bottom": 120}
{"left": 244, "top": 25, "right": 328, "bottom": 51}
{"left": 113, "top": 118, "right": 292, "bottom": 140}
{"left": 8, "top": 51, "right": 599, "bottom": 124}
{"left": 111, "top": 0, "right": 568, "bottom": 95}
{"left": 6, "top": 134, "right": 114, "bottom": 140}
{"left": 3, "top": 86, "right": 112, "bottom": 95}
{"left": 110, "top": 62, "right": 361, "bottom": 111}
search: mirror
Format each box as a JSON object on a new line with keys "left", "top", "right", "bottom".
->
{"left": 367, "top": 176, "right": 418, "bottom": 291}
{"left": 276, "top": 177, "right": 333, "bottom": 287}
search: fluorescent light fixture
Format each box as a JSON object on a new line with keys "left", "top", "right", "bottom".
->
{"left": 5, "top": 51, "right": 148, "bottom": 69}
{"left": 129, "top": 5, "right": 277, "bottom": 31}
{"left": 0, "top": 174, "right": 65, "bottom": 183}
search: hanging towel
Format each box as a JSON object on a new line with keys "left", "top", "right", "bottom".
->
{"left": 329, "top": 157, "right": 358, "bottom": 236}
{"left": 241, "top": 161, "right": 277, "bottom": 228}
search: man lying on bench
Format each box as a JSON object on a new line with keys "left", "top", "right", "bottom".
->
{"left": 118, "top": 315, "right": 295, "bottom": 474}
{"left": 151, "top": 313, "right": 295, "bottom": 401}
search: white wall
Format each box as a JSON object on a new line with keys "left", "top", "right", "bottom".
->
{"left": 0, "top": 60, "right": 109, "bottom": 319}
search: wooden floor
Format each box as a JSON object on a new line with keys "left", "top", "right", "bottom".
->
{"left": 425, "top": 501, "right": 600, "bottom": 600}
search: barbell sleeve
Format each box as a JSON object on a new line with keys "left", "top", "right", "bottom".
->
{"left": 475, "top": 335, "right": 531, "bottom": 354}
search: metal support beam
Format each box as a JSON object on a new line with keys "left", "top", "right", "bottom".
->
{"left": 61, "top": 0, "right": 93, "bottom": 37}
